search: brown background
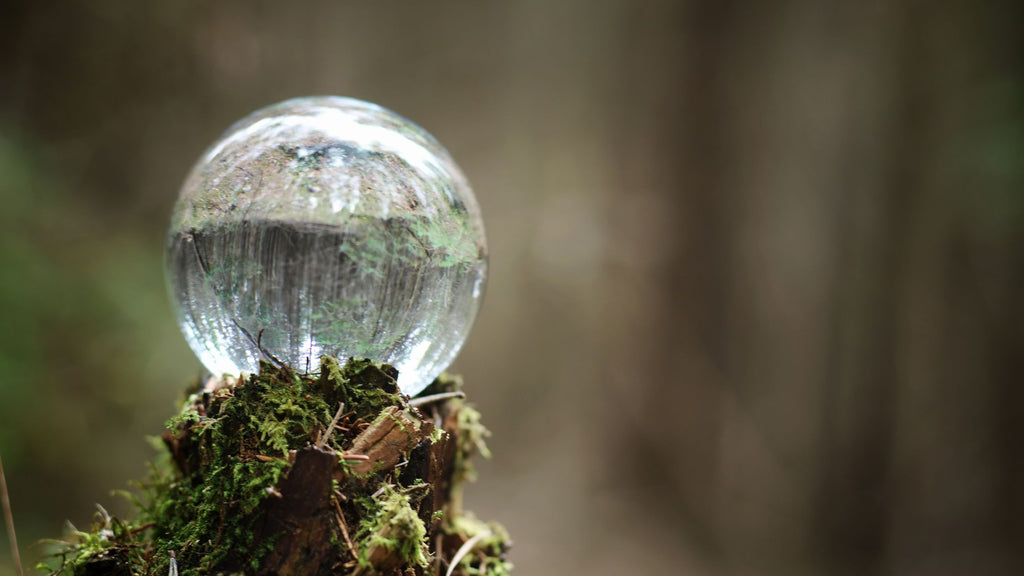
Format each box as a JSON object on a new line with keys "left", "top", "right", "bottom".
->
{"left": 1, "top": 1, "right": 1022, "bottom": 575}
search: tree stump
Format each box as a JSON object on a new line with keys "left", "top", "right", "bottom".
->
{"left": 44, "top": 357, "right": 512, "bottom": 576}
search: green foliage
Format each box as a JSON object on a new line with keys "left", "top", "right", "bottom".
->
{"left": 40, "top": 505, "right": 148, "bottom": 576}
{"left": 406, "top": 215, "right": 480, "bottom": 269}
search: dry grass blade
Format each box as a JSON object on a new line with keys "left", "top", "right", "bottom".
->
{"left": 0, "top": 453, "right": 24, "bottom": 576}
{"left": 445, "top": 531, "right": 489, "bottom": 576}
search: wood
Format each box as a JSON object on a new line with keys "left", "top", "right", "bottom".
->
{"left": 255, "top": 447, "right": 338, "bottom": 575}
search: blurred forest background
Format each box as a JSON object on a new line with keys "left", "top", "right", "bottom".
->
{"left": 1, "top": 1, "right": 1022, "bottom": 575}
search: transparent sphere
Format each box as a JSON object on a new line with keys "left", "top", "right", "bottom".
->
{"left": 165, "top": 96, "right": 487, "bottom": 396}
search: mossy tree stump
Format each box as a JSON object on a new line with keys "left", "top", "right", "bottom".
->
{"left": 44, "top": 358, "right": 512, "bottom": 576}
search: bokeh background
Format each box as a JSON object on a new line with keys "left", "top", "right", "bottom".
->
{"left": 2, "top": 1, "right": 1022, "bottom": 575}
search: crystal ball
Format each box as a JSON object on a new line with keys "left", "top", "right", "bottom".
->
{"left": 165, "top": 96, "right": 487, "bottom": 396}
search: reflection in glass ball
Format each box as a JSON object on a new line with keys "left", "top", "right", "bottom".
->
{"left": 165, "top": 97, "right": 487, "bottom": 396}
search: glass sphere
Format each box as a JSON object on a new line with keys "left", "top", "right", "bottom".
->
{"left": 165, "top": 96, "right": 487, "bottom": 396}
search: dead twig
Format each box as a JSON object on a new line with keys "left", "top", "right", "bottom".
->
{"left": 409, "top": 391, "right": 465, "bottom": 408}
{"left": 129, "top": 521, "right": 156, "bottom": 534}
{"left": 331, "top": 496, "right": 357, "bottom": 559}
{"left": 317, "top": 402, "right": 346, "bottom": 448}
{"left": 232, "top": 322, "right": 284, "bottom": 368}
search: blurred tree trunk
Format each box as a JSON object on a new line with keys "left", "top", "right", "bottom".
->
{"left": 605, "top": 1, "right": 1024, "bottom": 575}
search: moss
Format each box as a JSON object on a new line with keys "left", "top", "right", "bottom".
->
{"left": 315, "top": 356, "right": 401, "bottom": 422}
{"left": 451, "top": 402, "right": 492, "bottom": 486}
{"left": 41, "top": 357, "right": 511, "bottom": 576}
{"left": 134, "top": 361, "right": 333, "bottom": 574}
{"left": 355, "top": 485, "right": 431, "bottom": 570}
{"left": 445, "top": 515, "right": 514, "bottom": 576}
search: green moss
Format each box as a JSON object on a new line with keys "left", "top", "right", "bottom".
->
{"left": 453, "top": 402, "right": 492, "bottom": 485}
{"left": 134, "top": 360, "right": 334, "bottom": 574}
{"left": 446, "top": 515, "right": 514, "bottom": 576}
{"left": 355, "top": 484, "right": 431, "bottom": 570}
{"left": 40, "top": 357, "right": 511, "bottom": 576}
{"left": 315, "top": 356, "right": 402, "bottom": 422}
